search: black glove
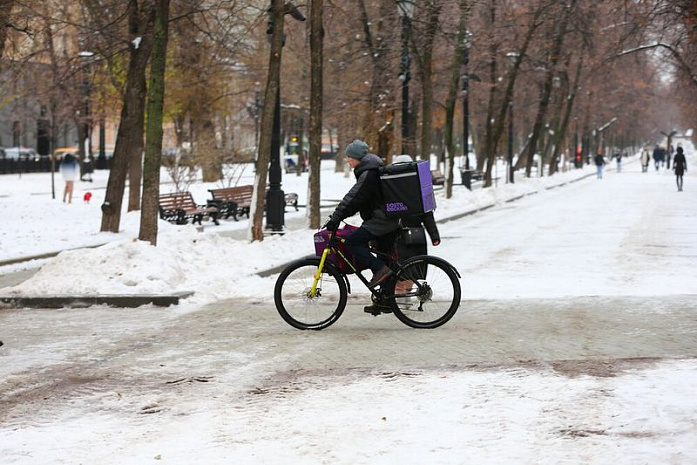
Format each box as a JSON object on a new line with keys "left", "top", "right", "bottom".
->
{"left": 324, "top": 218, "right": 339, "bottom": 231}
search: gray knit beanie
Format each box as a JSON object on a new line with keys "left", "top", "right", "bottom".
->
{"left": 345, "top": 140, "right": 369, "bottom": 160}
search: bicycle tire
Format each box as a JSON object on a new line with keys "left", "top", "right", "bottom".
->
{"left": 274, "top": 258, "right": 347, "bottom": 330}
{"left": 386, "top": 255, "right": 461, "bottom": 329}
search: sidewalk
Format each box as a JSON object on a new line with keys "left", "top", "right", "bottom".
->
{"left": 0, "top": 167, "right": 599, "bottom": 308}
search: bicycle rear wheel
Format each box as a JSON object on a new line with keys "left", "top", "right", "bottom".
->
{"left": 274, "top": 258, "right": 347, "bottom": 330}
{"left": 387, "top": 255, "right": 461, "bottom": 329}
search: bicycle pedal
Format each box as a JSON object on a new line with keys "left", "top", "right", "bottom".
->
{"left": 363, "top": 304, "right": 392, "bottom": 316}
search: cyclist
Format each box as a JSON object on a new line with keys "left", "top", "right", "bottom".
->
{"left": 324, "top": 140, "right": 400, "bottom": 288}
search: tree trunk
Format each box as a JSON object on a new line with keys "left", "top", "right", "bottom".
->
{"left": 0, "top": 0, "right": 15, "bottom": 63}
{"left": 139, "top": 0, "right": 170, "bottom": 245}
{"left": 196, "top": 116, "right": 221, "bottom": 183}
{"left": 358, "top": 0, "right": 394, "bottom": 152}
{"left": 549, "top": 55, "right": 583, "bottom": 176}
{"left": 413, "top": 1, "right": 441, "bottom": 166}
{"left": 297, "top": 112, "right": 304, "bottom": 176}
{"left": 249, "top": 0, "right": 284, "bottom": 242}
{"left": 100, "top": 2, "right": 154, "bottom": 233}
{"left": 481, "top": 0, "right": 498, "bottom": 174}
{"left": 522, "top": 5, "right": 572, "bottom": 178}
{"left": 444, "top": 0, "right": 468, "bottom": 199}
{"left": 483, "top": 7, "right": 541, "bottom": 187}
{"left": 308, "top": 0, "right": 324, "bottom": 229}
{"left": 127, "top": 114, "right": 144, "bottom": 211}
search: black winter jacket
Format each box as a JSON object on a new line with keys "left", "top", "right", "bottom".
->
{"left": 674, "top": 153, "right": 687, "bottom": 175}
{"left": 330, "top": 154, "right": 400, "bottom": 236}
{"left": 401, "top": 211, "right": 440, "bottom": 244}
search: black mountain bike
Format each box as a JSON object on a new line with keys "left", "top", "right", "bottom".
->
{"left": 274, "top": 227, "right": 461, "bottom": 330}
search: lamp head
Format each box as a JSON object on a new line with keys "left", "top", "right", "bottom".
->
{"left": 397, "top": 0, "right": 415, "bottom": 18}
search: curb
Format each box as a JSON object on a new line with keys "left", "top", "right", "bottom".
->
{"left": 0, "top": 292, "right": 194, "bottom": 309}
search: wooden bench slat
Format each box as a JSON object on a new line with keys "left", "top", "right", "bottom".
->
{"left": 208, "top": 185, "right": 253, "bottom": 220}
{"left": 430, "top": 170, "right": 446, "bottom": 186}
{"left": 159, "top": 191, "right": 219, "bottom": 225}
{"left": 208, "top": 185, "right": 299, "bottom": 220}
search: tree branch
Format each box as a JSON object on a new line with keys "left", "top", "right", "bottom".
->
{"left": 617, "top": 42, "right": 697, "bottom": 86}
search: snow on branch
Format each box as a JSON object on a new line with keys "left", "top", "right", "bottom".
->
{"left": 618, "top": 42, "right": 697, "bottom": 86}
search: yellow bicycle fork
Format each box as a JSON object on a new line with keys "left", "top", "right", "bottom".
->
{"left": 309, "top": 245, "right": 331, "bottom": 297}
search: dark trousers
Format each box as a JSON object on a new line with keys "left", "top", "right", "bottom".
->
{"left": 345, "top": 226, "right": 395, "bottom": 273}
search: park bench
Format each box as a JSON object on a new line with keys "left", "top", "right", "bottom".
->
{"left": 430, "top": 170, "right": 446, "bottom": 187}
{"left": 208, "top": 185, "right": 300, "bottom": 221}
{"left": 208, "top": 185, "right": 253, "bottom": 220}
{"left": 457, "top": 168, "right": 485, "bottom": 190}
{"left": 158, "top": 192, "right": 219, "bottom": 225}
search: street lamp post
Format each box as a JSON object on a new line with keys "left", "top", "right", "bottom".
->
{"left": 265, "top": 1, "right": 305, "bottom": 233}
{"left": 78, "top": 51, "right": 95, "bottom": 182}
{"left": 462, "top": 32, "right": 471, "bottom": 170}
{"left": 660, "top": 129, "right": 677, "bottom": 169}
{"left": 397, "top": 0, "right": 414, "bottom": 155}
{"left": 506, "top": 52, "right": 518, "bottom": 184}
{"left": 254, "top": 83, "right": 261, "bottom": 151}
{"left": 595, "top": 117, "right": 617, "bottom": 156}
{"left": 507, "top": 100, "right": 514, "bottom": 183}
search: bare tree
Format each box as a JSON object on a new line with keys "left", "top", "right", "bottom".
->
{"left": 307, "top": 0, "right": 323, "bottom": 229}
{"left": 100, "top": 1, "right": 154, "bottom": 233}
{"left": 519, "top": 1, "right": 575, "bottom": 177}
{"left": 0, "top": 0, "right": 16, "bottom": 62}
{"left": 139, "top": 0, "right": 170, "bottom": 245}
{"left": 481, "top": 1, "right": 547, "bottom": 187}
{"left": 443, "top": 0, "right": 469, "bottom": 198}
{"left": 249, "top": 0, "right": 285, "bottom": 242}
{"left": 410, "top": 0, "right": 442, "bottom": 164}
{"left": 356, "top": 0, "right": 397, "bottom": 157}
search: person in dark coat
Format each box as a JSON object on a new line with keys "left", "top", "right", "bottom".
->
{"left": 653, "top": 145, "right": 662, "bottom": 171}
{"left": 673, "top": 146, "right": 687, "bottom": 191}
{"left": 324, "top": 140, "right": 400, "bottom": 288}
{"left": 390, "top": 155, "right": 441, "bottom": 260}
{"left": 389, "top": 155, "right": 441, "bottom": 305}
{"left": 593, "top": 150, "right": 606, "bottom": 179}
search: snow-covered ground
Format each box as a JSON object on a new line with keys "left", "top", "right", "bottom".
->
{"left": 1, "top": 143, "right": 696, "bottom": 464}
{"left": 0, "top": 154, "right": 599, "bottom": 303}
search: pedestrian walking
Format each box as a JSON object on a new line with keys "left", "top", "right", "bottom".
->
{"left": 673, "top": 146, "right": 687, "bottom": 191}
{"left": 594, "top": 150, "right": 606, "bottom": 179}
{"left": 653, "top": 145, "right": 662, "bottom": 171}
{"left": 615, "top": 152, "right": 623, "bottom": 173}
{"left": 640, "top": 149, "right": 650, "bottom": 172}
{"left": 59, "top": 153, "right": 80, "bottom": 203}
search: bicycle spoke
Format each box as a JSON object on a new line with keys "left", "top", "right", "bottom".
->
{"left": 274, "top": 258, "right": 347, "bottom": 330}
{"left": 389, "top": 256, "right": 461, "bottom": 329}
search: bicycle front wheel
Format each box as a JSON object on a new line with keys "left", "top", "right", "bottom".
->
{"left": 274, "top": 258, "right": 347, "bottom": 330}
{"left": 387, "top": 255, "right": 461, "bottom": 329}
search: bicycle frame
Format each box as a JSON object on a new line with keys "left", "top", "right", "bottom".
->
{"left": 310, "top": 230, "right": 392, "bottom": 299}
